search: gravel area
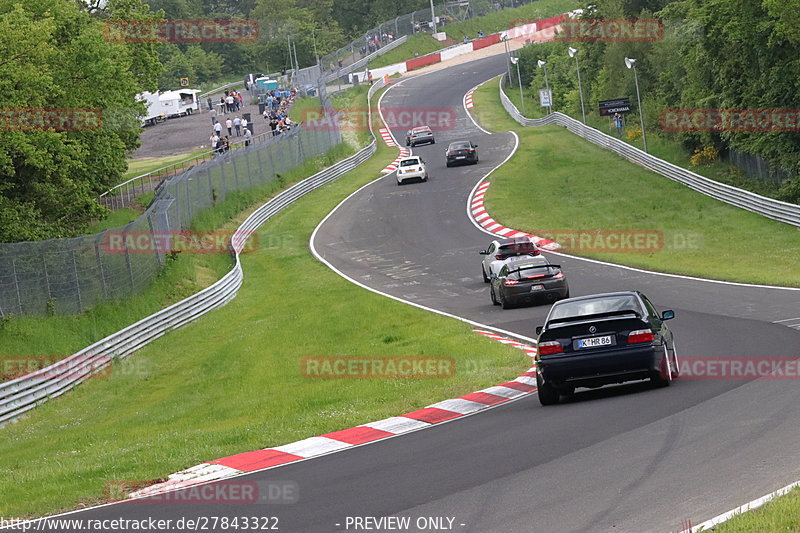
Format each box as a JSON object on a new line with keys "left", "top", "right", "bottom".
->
{"left": 133, "top": 99, "right": 266, "bottom": 159}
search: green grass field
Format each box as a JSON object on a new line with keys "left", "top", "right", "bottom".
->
{"left": 367, "top": 0, "right": 580, "bottom": 69}
{"left": 0, "top": 85, "right": 526, "bottom": 519}
{"left": 710, "top": 486, "right": 800, "bottom": 532}
{"left": 472, "top": 77, "right": 800, "bottom": 287}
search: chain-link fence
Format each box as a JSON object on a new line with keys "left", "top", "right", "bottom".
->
{"left": 723, "top": 148, "right": 796, "bottom": 184}
{"left": 0, "top": 114, "right": 341, "bottom": 317}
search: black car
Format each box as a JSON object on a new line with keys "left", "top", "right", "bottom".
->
{"left": 445, "top": 140, "right": 478, "bottom": 167}
{"left": 534, "top": 291, "right": 677, "bottom": 405}
{"left": 490, "top": 258, "right": 569, "bottom": 309}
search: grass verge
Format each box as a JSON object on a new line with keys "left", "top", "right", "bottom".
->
{"left": 710, "top": 486, "right": 800, "bottom": 532}
{"left": 367, "top": 0, "right": 580, "bottom": 69}
{"left": 472, "top": 77, "right": 800, "bottom": 287}
{"left": 0, "top": 85, "right": 526, "bottom": 518}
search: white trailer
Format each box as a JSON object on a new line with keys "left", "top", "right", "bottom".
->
{"left": 137, "top": 89, "right": 200, "bottom": 126}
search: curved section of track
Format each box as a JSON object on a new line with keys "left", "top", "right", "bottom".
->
{"left": 31, "top": 54, "right": 800, "bottom": 533}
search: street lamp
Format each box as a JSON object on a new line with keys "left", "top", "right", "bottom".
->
{"left": 502, "top": 35, "right": 513, "bottom": 87}
{"left": 625, "top": 57, "right": 648, "bottom": 152}
{"left": 537, "top": 59, "right": 551, "bottom": 114}
{"left": 510, "top": 56, "right": 525, "bottom": 114}
{"left": 429, "top": 0, "right": 436, "bottom": 32}
{"left": 568, "top": 47, "right": 586, "bottom": 124}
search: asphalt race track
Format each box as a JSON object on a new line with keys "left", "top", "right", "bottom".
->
{"left": 24, "top": 54, "right": 800, "bottom": 533}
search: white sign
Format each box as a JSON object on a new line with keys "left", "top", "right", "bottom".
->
{"left": 539, "top": 89, "right": 552, "bottom": 107}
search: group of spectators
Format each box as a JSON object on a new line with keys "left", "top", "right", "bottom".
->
{"left": 206, "top": 89, "right": 245, "bottom": 114}
{"left": 261, "top": 88, "right": 298, "bottom": 136}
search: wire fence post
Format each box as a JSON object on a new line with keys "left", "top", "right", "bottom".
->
{"left": 71, "top": 250, "right": 83, "bottom": 314}
{"left": 10, "top": 257, "right": 22, "bottom": 314}
{"left": 94, "top": 234, "right": 109, "bottom": 300}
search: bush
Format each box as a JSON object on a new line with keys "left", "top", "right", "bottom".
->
{"left": 777, "top": 176, "right": 800, "bottom": 205}
{"left": 690, "top": 145, "right": 719, "bottom": 166}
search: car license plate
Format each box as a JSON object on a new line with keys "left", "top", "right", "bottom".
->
{"left": 456, "top": 156, "right": 465, "bottom": 159}
{"left": 576, "top": 335, "right": 613, "bottom": 349}
{"left": 530, "top": 285, "right": 544, "bottom": 291}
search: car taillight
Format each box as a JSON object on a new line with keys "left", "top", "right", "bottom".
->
{"left": 447, "top": 151, "right": 455, "bottom": 156}
{"left": 503, "top": 279, "right": 518, "bottom": 286}
{"left": 628, "top": 329, "right": 654, "bottom": 344}
{"left": 538, "top": 341, "right": 563, "bottom": 355}
{"left": 554, "top": 272, "right": 564, "bottom": 279}
{"left": 467, "top": 149, "right": 474, "bottom": 153}
{"left": 495, "top": 254, "right": 504, "bottom": 260}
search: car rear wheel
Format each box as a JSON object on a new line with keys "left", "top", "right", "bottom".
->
{"left": 651, "top": 346, "right": 673, "bottom": 387}
{"left": 500, "top": 293, "right": 513, "bottom": 309}
{"left": 446, "top": 162, "right": 452, "bottom": 168}
{"left": 490, "top": 285, "right": 499, "bottom": 305}
{"left": 431, "top": 139, "right": 435, "bottom": 144}
{"left": 537, "top": 373, "right": 560, "bottom": 405}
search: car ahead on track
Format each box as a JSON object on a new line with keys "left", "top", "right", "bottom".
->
{"left": 490, "top": 260, "right": 569, "bottom": 309}
{"left": 534, "top": 291, "right": 678, "bottom": 405}
{"left": 405, "top": 126, "right": 435, "bottom": 147}
{"left": 396, "top": 156, "right": 428, "bottom": 185}
{"left": 445, "top": 140, "right": 478, "bottom": 167}
{"left": 479, "top": 236, "right": 541, "bottom": 282}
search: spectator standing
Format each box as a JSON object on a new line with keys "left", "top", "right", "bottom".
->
{"left": 225, "top": 94, "right": 235, "bottom": 113}
{"left": 207, "top": 97, "right": 213, "bottom": 111}
{"left": 237, "top": 92, "right": 244, "bottom": 110}
{"left": 233, "top": 116, "right": 242, "bottom": 136}
{"left": 209, "top": 133, "right": 220, "bottom": 148}
{"left": 243, "top": 128, "right": 252, "bottom": 146}
{"left": 210, "top": 107, "right": 217, "bottom": 125}
{"left": 226, "top": 118, "right": 233, "bottom": 136}
{"left": 214, "top": 120, "right": 222, "bottom": 136}
{"left": 241, "top": 116, "right": 248, "bottom": 133}
{"left": 613, "top": 113, "right": 624, "bottom": 135}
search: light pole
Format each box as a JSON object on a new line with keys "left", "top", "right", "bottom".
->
{"left": 537, "top": 59, "right": 551, "bottom": 114}
{"left": 510, "top": 56, "right": 525, "bottom": 114}
{"left": 430, "top": 0, "right": 436, "bottom": 32}
{"left": 568, "top": 47, "right": 586, "bottom": 124}
{"left": 625, "top": 57, "right": 648, "bottom": 152}
{"left": 502, "top": 35, "right": 513, "bottom": 88}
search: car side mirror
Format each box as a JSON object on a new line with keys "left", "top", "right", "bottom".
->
{"left": 535, "top": 326, "right": 543, "bottom": 335}
{"left": 662, "top": 310, "right": 675, "bottom": 320}
{"left": 479, "top": 250, "right": 488, "bottom": 255}
{"left": 473, "top": 144, "right": 478, "bottom": 147}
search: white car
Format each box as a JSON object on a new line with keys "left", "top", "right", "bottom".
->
{"left": 396, "top": 156, "right": 428, "bottom": 185}
{"left": 479, "top": 236, "right": 542, "bottom": 282}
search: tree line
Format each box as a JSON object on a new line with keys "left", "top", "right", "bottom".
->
{"left": 517, "top": 0, "right": 800, "bottom": 203}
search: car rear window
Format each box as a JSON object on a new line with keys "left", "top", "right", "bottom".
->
{"left": 507, "top": 264, "right": 553, "bottom": 280}
{"left": 413, "top": 128, "right": 431, "bottom": 134}
{"left": 498, "top": 243, "right": 538, "bottom": 256}
{"left": 549, "top": 295, "right": 641, "bottom": 322}
{"left": 449, "top": 142, "right": 471, "bottom": 150}
{"left": 399, "top": 158, "right": 421, "bottom": 167}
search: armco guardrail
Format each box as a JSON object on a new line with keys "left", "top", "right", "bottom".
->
{"left": 0, "top": 78, "right": 387, "bottom": 428}
{"left": 498, "top": 77, "right": 800, "bottom": 228}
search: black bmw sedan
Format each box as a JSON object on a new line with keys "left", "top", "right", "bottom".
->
{"left": 534, "top": 291, "right": 678, "bottom": 405}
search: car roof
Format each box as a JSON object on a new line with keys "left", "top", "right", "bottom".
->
{"left": 412, "top": 126, "right": 431, "bottom": 132}
{"left": 399, "top": 156, "right": 422, "bottom": 162}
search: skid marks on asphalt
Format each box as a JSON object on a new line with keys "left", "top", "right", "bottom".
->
{"left": 344, "top": 249, "right": 430, "bottom": 282}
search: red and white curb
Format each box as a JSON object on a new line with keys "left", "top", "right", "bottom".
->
{"left": 381, "top": 147, "right": 411, "bottom": 173}
{"left": 470, "top": 181, "right": 560, "bottom": 249}
{"left": 464, "top": 89, "right": 475, "bottom": 109}
{"left": 128, "top": 332, "right": 537, "bottom": 500}
{"left": 378, "top": 128, "right": 396, "bottom": 147}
